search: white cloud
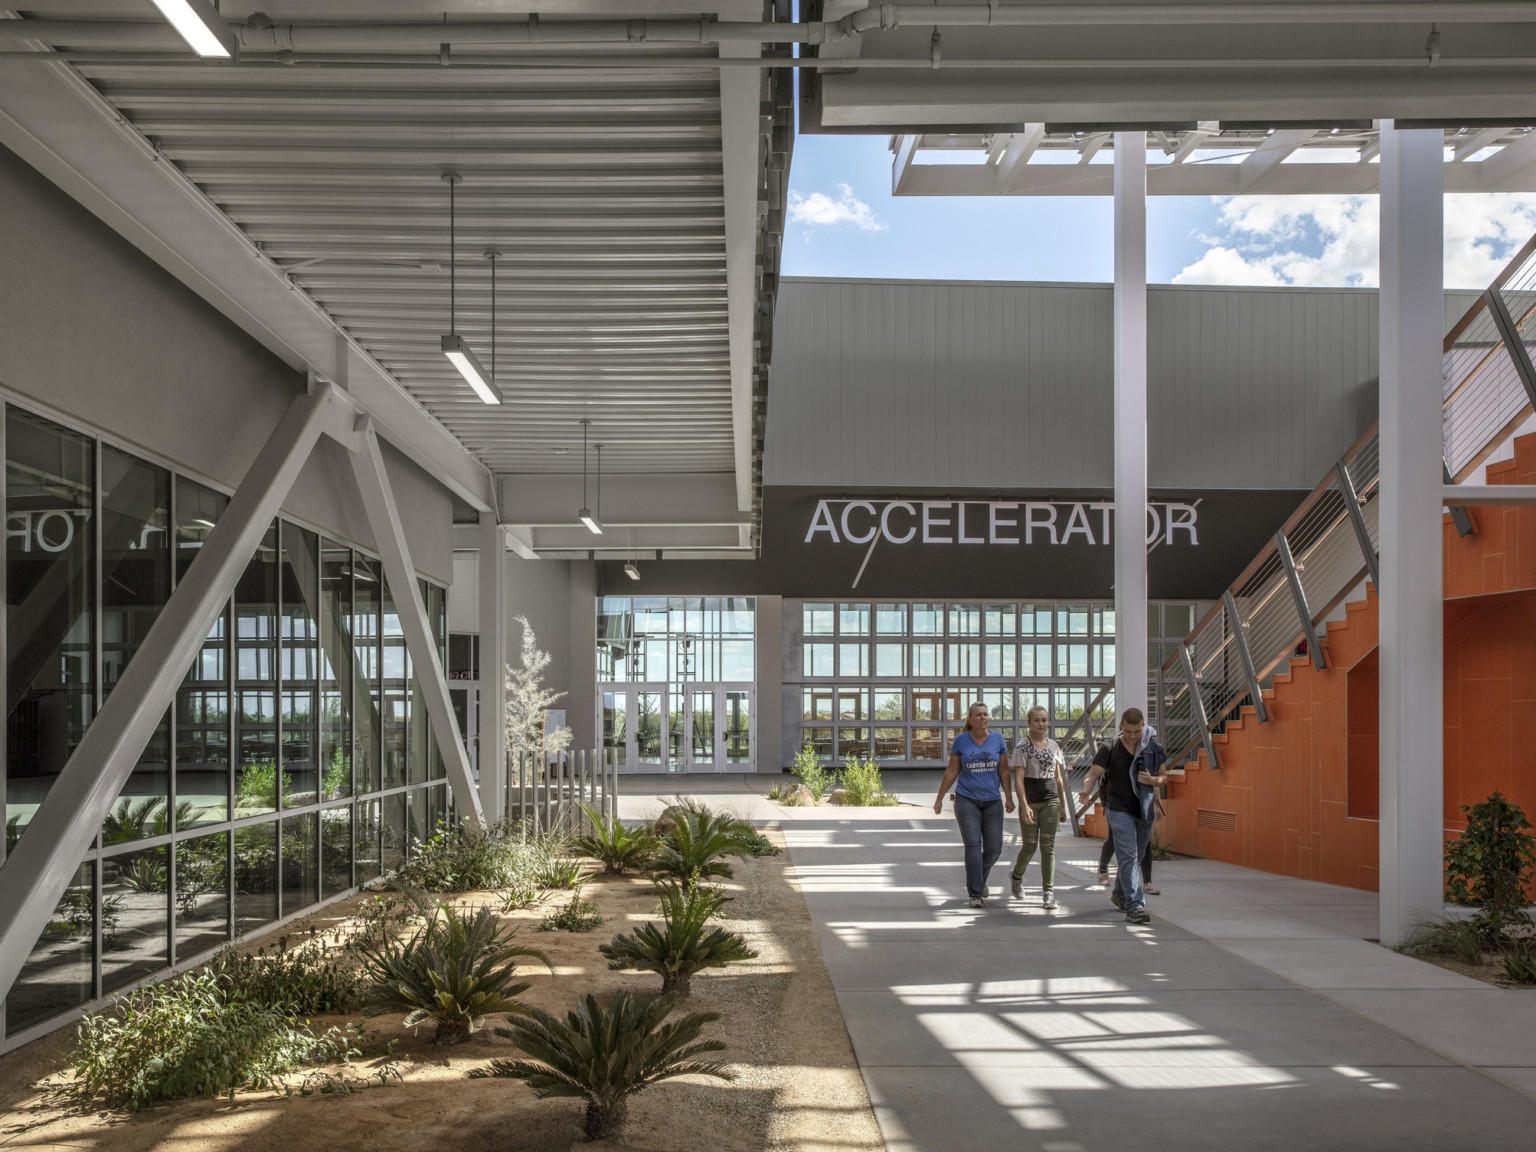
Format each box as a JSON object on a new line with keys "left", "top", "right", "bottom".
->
{"left": 787, "top": 183, "right": 887, "bottom": 232}
{"left": 1172, "top": 193, "right": 1536, "bottom": 289}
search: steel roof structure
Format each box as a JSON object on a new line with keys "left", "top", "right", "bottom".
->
{"left": 0, "top": 1, "right": 795, "bottom": 559}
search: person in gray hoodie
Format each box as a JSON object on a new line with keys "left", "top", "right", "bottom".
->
{"left": 1077, "top": 708, "right": 1168, "bottom": 924}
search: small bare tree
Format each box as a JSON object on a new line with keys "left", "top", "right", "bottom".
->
{"left": 505, "top": 616, "right": 573, "bottom": 773}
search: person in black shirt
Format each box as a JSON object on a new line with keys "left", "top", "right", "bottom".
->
{"left": 1078, "top": 708, "right": 1168, "bottom": 924}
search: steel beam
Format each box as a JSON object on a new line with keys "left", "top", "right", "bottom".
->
{"left": 478, "top": 510, "right": 508, "bottom": 822}
{"left": 1222, "top": 591, "right": 1269, "bottom": 724}
{"left": 1441, "top": 484, "right": 1536, "bottom": 506}
{"left": 350, "top": 423, "right": 485, "bottom": 826}
{"left": 1443, "top": 462, "right": 1477, "bottom": 538}
{"left": 1178, "top": 641, "right": 1220, "bottom": 771}
{"left": 1484, "top": 286, "right": 1536, "bottom": 410}
{"left": 1113, "top": 132, "right": 1149, "bottom": 723}
{"left": 0, "top": 384, "right": 346, "bottom": 1007}
{"left": 1274, "top": 530, "right": 1326, "bottom": 671}
{"left": 1335, "top": 461, "right": 1382, "bottom": 586}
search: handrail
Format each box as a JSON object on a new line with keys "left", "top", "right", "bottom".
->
{"left": 1153, "top": 229, "right": 1536, "bottom": 765}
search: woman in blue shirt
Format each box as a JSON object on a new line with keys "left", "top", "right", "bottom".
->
{"left": 932, "top": 702, "right": 1014, "bottom": 907}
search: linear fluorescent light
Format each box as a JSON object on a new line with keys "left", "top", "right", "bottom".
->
{"left": 151, "top": 0, "right": 236, "bottom": 58}
{"left": 624, "top": 562, "right": 641, "bottom": 581}
{"left": 579, "top": 509, "right": 604, "bottom": 535}
{"left": 441, "top": 334, "right": 501, "bottom": 405}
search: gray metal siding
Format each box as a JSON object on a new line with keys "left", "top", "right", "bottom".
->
{"left": 767, "top": 277, "right": 1483, "bottom": 492}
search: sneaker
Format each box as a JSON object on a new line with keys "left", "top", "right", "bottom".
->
{"left": 1144, "top": 884, "right": 1161, "bottom": 896}
{"left": 966, "top": 896, "right": 985, "bottom": 908}
{"left": 1097, "top": 871, "right": 1110, "bottom": 886}
{"left": 1042, "top": 890, "right": 1057, "bottom": 909}
{"left": 1110, "top": 891, "right": 1125, "bottom": 912}
{"left": 1126, "top": 907, "right": 1151, "bottom": 925}
{"left": 1010, "top": 875, "right": 1023, "bottom": 899}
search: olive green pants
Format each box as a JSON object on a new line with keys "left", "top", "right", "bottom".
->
{"left": 1011, "top": 799, "right": 1062, "bottom": 890}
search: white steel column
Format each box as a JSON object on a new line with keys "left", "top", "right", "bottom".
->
{"left": 1114, "top": 132, "right": 1149, "bottom": 723}
{"left": 0, "top": 384, "right": 348, "bottom": 1004}
{"left": 477, "top": 510, "right": 508, "bottom": 822}
{"left": 1378, "top": 122, "right": 1445, "bottom": 946}
{"left": 350, "top": 424, "right": 485, "bottom": 826}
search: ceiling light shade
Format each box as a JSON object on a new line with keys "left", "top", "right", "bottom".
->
{"left": 441, "top": 334, "right": 501, "bottom": 405}
{"left": 624, "top": 562, "right": 641, "bottom": 581}
{"left": 151, "top": 0, "right": 235, "bottom": 57}
{"left": 579, "top": 509, "right": 604, "bottom": 535}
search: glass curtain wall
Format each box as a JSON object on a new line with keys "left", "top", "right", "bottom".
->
{"left": 1, "top": 401, "right": 451, "bottom": 1044}
{"left": 792, "top": 599, "right": 1199, "bottom": 764}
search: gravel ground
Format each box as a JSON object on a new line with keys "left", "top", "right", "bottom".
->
{"left": 0, "top": 826, "right": 885, "bottom": 1152}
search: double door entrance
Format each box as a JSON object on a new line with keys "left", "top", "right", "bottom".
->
{"left": 602, "top": 683, "right": 753, "bottom": 772}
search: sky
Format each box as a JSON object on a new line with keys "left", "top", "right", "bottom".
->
{"left": 781, "top": 133, "right": 1536, "bottom": 289}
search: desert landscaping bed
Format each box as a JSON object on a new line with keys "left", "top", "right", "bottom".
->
{"left": 0, "top": 826, "right": 883, "bottom": 1152}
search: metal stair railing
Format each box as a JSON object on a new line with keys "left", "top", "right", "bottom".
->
{"left": 1151, "top": 229, "right": 1536, "bottom": 771}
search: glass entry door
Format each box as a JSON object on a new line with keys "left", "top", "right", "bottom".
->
{"left": 602, "top": 683, "right": 752, "bottom": 772}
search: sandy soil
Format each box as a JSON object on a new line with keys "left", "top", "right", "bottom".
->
{"left": 0, "top": 828, "right": 884, "bottom": 1152}
{"left": 1406, "top": 948, "right": 1536, "bottom": 988}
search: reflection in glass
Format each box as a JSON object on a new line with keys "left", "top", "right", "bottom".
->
{"left": 602, "top": 691, "right": 627, "bottom": 754}
{"left": 175, "top": 478, "right": 231, "bottom": 827}
{"left": 407, "top": 786, "right": 430, "bottom": 847}
{"left": 281, "top": 812, "right": 318, "bottom": 916}
{"left": 353, "top": 554, "right": 382, "bottom": 794}
{"left": 6, "top": 410, "right": 95, "bottom": 841}
{"left": 320, "top": 804, "right": 352, "bottom": 899}
{"left": 280, "top": 523, "right": 319, "bottom": 806}
{"left": 690, "top": 691, "right": 713, "bottom": 764}
{"left": 319, "top": 539, "right": 352, "bottom": 800}
{"left": 873, "top": 728, "right": 905, "bottom": 759}
{"left": 911, "top": 728, "right": 943, "bottom": 761}
{"left": 380, "top": 573, "right": 406, "bottom": 789}
{"left": 102, "top": 846, "right": 169, "bottom": 992}
{"left": 875, "top": 603, "right": 908, "bottom": 635}
{"left": 381, "top": 791, "right": 406, "bottom": 873}
{"left": 636, "top": 692, "right": 662, "bottom": 765}
{"left": 6, "top": 859, "right": 94, "bottom": 1033}
{"left": 724, "top": 691, "right": 750, "bottom": 763}
{"left": 235, "top": 524, "right": 278, "bottom": 817}
{"left": 873, "top": 690, "right": 904, "bottom": 721}
{"left": 174, "top": 831, "right": 229, "bottom": 961}
{"left": 101, "top": 448, "right": 172, "bottom": 837}
{"left": 837, "top": 727, "right": 868, "bottom": 759}
{"left": 355, "top": 798, "right": 382, "bottom": 885}
{"left": 668, "top": 689, "right": 686, "bottom": 770}
{"left": 233, "top": 820, "right": 277, "bottom": 936}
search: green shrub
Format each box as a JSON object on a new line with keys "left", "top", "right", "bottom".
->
{"left": 600, "top": 879, "right": 756, "bottom": 996}
{"left": 732, "top": 824, "right": 781, "bottom": 857}
{"left": 395, "top": 818, "right": 554, "bottom": 894}
{"left": 648, "top": 807, "right": 748, "bottom": 882}
{"left": 1445, "top": 791, "right": 1536, "bottom": 944}
{"left": 1502, "top": 938, "right": 1536, "bottom": 984}
{"left": 1398, "top": 917, "right": 1486, "bottom": 965}
{"left": 539, "top": 888, "right": 604, "bottom": 933}
{"left": 209, "top": 925, "right": 366, "bottom": 1015}
{"left": 102, "top": 798, "right": 194, "bottom": 844}
{"left": 359, "top": 906, "right": 550, "bottom": 1043}
{"left": 471, "top": 990, "right": 733, "bottom": 1140}
{"left": 573, "top": 803, "right": 657, "bottom": 874}
{"left": 532, "top": 856, "right": 588, "bottom": 889}
{"left": 235, "top": 762, "right": 279, "bottom": 813}
{"left": 838, "top": 755, "right": 896, "bottom": 806}
{"left": 766, "top": 783, "right": 805, "bottom": 806}
{"left": 58, "top": 971, "right": 364, "bottom": 1112}
{"left": 791, "top": 743, "right": 833, "bottom": 801}
{"left": 1149, "top": 830, "right": 1178, "bottom": 862}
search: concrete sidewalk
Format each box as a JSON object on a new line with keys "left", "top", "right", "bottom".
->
{"left": 617, "top": 774, "right": 1536, "bottom": 1149}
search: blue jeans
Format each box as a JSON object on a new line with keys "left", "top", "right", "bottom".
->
{"left": 954, "top": 795, "right": 1004, "bottom": 900}
{"left": 1105, "top": 809, "right": 1152, "bottom": 914}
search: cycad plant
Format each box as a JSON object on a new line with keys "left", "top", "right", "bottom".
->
{"left": 599, "top": 879, "right": 756, "bottom": 996}
{"left": 359, "top": 906, "right": 549, "bottom": 1043}
{"left": 648, "top": 806, "right": 749, "bottom": 882}
{"left": 471, "top": 990, "right": 732, "bottom": 1139}
{"left": 574, "top": 803, "right": 658, "bottom": 874}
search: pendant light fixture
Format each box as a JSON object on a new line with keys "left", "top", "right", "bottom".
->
{"left": 625, "top": 527, "right": 640, "bottom": 580}
{"left": 438, "top": 171, "right": 501, "bottom": 405}
{"left": 578, "top": 419, "right": 603, "bottom": 534}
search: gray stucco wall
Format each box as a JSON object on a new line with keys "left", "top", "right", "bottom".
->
{"left": 767, "top": 276, "right": 1482, "bottom": 492}
{"left": 0, "top": 144, "right": 453, "bottom": 584}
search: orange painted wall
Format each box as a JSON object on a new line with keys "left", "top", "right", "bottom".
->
{"left": 1085, "top": 433, "right": 1536, "bottom": 892}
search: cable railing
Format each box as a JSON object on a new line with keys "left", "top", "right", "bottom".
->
{"left": 1149, "top": 230, "right": 1536, "bottom": 771}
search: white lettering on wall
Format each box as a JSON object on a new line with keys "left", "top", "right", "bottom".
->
{"left": 804, "top": 499, "right": 1202, "bottom": 548}
{"left": 805, "top": 500, "right": 840, "bottom": 543}
{"left": 7, "top": 509, "right": 91, "bottom": 554}
{"left": 988, "top": 501, "right": 1019, "bottom": 544}
{"left": 1024, "top": 503, "right": 1058, "bottom": 545}
{"left": 922, "top": 502, "right": 953, "bottom": 543}
{"left": 840, "top": 500, "right": 878, "bottom": 544}
{"left": 881, "top": 501, "right": 917, "bottom": 543}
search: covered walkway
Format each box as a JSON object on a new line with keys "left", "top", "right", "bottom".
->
{"left": 619, "top": 773, "right": 1536, "bottom": 1151}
